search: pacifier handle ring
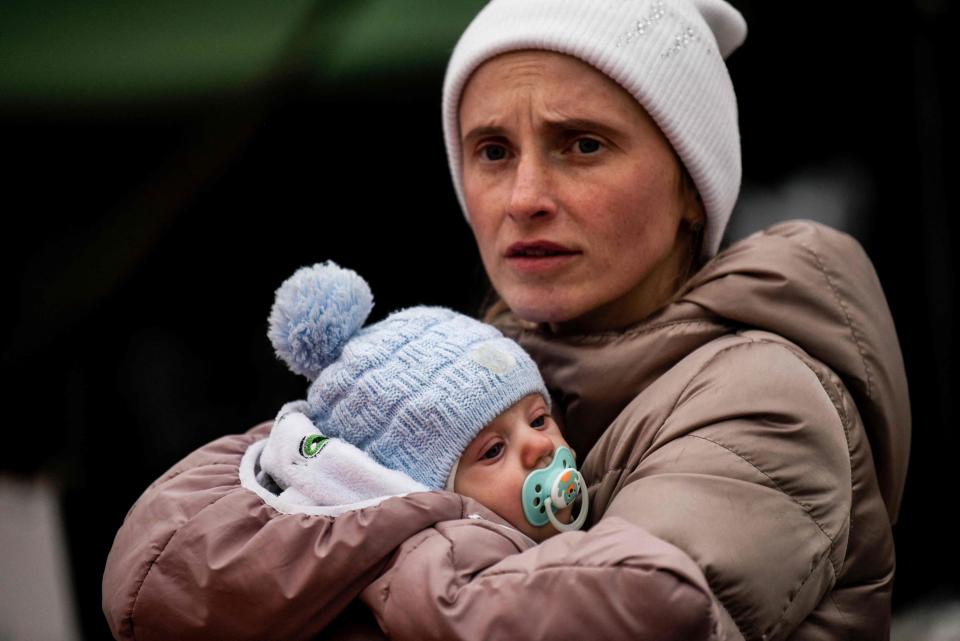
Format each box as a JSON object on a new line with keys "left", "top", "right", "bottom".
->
{"left": 545, "top": 470, "right": 589, "bottom": 532}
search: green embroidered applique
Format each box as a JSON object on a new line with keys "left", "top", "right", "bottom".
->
{"left": 300, "top": 434, "right": 330, "bottom": 458}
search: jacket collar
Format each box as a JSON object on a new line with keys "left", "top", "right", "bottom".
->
{"left": 495, "top": 303, "right": 730, "bottom": 461}
{"left": 495, "top": 220, "right": 910, "bottom": 522}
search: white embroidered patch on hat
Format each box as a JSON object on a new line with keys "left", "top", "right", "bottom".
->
{"left": 469, "top": 342, "right": 516, "bottom": 374}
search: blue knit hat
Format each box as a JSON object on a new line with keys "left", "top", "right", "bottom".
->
{"left": 268, "top": 261, "right": 551, "bottom": 490}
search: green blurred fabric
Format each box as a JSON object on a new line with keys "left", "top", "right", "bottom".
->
{"left": 0, "top": 0, "right": 486, "bottom": 105}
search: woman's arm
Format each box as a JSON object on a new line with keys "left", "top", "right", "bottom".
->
{"left": 102, "top": 422, "right": 470, "bottom": 641}
{"left": 361, "top": 514, "right": 721, "bottom": 641}
{"left": 362, "top": 338, "right": 850, "bottom": 641}
{"left": 586, "top": 336, "right": 855, "bottom": 641}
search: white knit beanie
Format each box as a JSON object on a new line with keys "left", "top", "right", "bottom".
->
{"left": 442, "top": 0, "right": 747, "bottom": 259}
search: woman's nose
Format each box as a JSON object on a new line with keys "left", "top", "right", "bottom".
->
{"left": 507, "top": 154, "right": 556, "bottom": 223}
{"left": 520, "top": 429, "right": 556, "bottom": 470}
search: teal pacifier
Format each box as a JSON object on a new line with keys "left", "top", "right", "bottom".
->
{"left": 521, "top": 446, "right": 589, "bottom": 532}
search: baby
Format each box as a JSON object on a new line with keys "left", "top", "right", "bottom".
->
{"left": 258, "top": 262, "right": 587, "bottom": 541}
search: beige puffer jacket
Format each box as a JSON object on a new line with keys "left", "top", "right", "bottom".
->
{"left": 102, "top": 220, "right": 909, "bottom": 641}
{"left": 488, "top": 220, "right": 910, "bottom": 640}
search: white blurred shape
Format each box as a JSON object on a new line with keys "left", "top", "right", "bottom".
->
{"left": 0, "top": 475, "right": 81, "bottom": 641}
{"left": 727, "top": 159, "right": 872, "bottom": 245}
{"left": 893, "top": 594, "right": 960, "bottom": 641}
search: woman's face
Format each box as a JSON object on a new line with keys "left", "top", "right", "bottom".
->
{"left": 459, "top": 51, "right": 701, "bottom": 332}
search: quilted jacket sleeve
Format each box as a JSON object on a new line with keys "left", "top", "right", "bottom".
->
{"left": 584, "top": 336, "right": 854, "bottom": 641}
{"left": 102, "top": 422, "right": 472, "bottom": 641}
{"left": 361, "top": 514, "right": 721, "bottom": 641}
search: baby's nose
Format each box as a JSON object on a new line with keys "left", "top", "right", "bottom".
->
{"left": 522, "top": 431, "right": 556, "bottom": 469}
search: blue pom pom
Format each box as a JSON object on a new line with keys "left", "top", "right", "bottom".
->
{"left": 268, "top": 261, "right": 374, "bottom": 380}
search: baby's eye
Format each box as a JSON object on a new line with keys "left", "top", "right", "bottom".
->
{"left": 482, "top": 442, "right": 504, "bottom": 460}
{"left": 530, "top": 414, "right": 547, "bottom": 428}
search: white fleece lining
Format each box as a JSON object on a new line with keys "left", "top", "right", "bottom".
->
{"left": 238, "top": 440, "right": 412, "bottom": 517}
{"left": 240, "top": 440, "right": 537, "bottom": 545}
{"left": 445, "top": 457, "right": 460, "bottom": 492}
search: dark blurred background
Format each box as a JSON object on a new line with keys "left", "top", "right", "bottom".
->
{"left": 1, "top": 1, "right": 956, "bottom": 639}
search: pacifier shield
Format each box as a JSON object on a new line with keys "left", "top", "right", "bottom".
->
{"left": 521, "top": 446, "right": 581, "bottom": 528}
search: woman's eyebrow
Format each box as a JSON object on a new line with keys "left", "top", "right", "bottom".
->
{"left": 462, "top": 118, "right": 622, "bottom": 145}
{"left": 462, "top": 125, "right": 506, "bottom": 145}
{"left": 542, "top": 117, "right": 622, "bottom": 139}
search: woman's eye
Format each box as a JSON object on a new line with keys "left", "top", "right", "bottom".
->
{"left": 481, "top": 144, "right": 508, "bottom": 161}
{"left": 575, "top": 138, "right": 602, "bottom": 154}
{"left": 482, "top": 442, "right": 504, "bottom": 460}
{"left": 531, "top": 415, "right": 547, "bottom": 428}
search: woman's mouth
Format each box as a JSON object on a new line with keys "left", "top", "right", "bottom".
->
{"left": 506, "top": 240, "right": 580, "bottom": 260}
{"left": 505, "top": 241, "right": 581, "bottom": 273}
{"left": 507, "top": 240, "right": 576, "bottom": 257}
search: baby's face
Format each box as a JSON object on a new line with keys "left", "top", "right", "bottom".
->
{"left": 454, "top": 393, "right": 575, "bottom": 542}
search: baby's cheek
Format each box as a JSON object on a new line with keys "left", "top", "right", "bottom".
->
{"left": 459, "top": 478, "right": 504, "bottom": 513}
{"left": 484, "top": 486, "right": 524, "bottom": 526}
{"left": 485, "top": 490, "right": 519, "bottom": 521}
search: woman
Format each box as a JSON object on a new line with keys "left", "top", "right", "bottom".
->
{"left": 103, "top": 0, "right": 910, "bottom": 639}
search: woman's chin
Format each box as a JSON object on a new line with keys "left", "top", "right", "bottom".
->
{"left": 509, "top": 301, "right": 607, "bottom": 335}
{"left": 506, "top": 284, "right": 656, "bottom": 334}
{"left": 504, "top": 296, "right": 585, "bottom": 326}
{"left": 500, "top": 280, "right": 625, "bottom": 329}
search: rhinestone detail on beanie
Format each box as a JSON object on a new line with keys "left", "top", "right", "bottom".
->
{"left": 661, "top": 24, "right": 706, "bottom": 59}
{"left": 615, "top": 1, "right": 709, "bottom": 60}
{"left": 615, "top": 1, "right": 667, "bottom": 48}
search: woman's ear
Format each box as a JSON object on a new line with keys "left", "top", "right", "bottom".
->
{"left": 682, "top": 183, "right": 705, "bottom": 224}
{"left": 682, "top": 186, "right": 706, "bottom": 232}
{"left": 675, "top": 160, "right": 705, "bottom": 230}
